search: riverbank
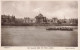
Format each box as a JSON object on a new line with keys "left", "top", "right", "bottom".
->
{"left": 1, "top": 23, "right": 78, "bottom": 26}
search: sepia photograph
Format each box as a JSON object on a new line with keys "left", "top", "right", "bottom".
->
{"left": 1, "top": 1, "right": 78, "bottom": 47}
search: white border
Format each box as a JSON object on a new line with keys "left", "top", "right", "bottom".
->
{"left": 0, "top": 0, "right": 80, "bottom": 50}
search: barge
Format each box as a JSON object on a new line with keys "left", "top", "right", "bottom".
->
{"left": 46, "top": 27, "right": 73, "bottom": 31}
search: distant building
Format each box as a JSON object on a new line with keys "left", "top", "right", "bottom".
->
{"left": 1, "top": 15, "right": 15, "bottom": 25}
{"left": 35, "top": 13, "right": 47, "bottom": 24}
{"left": 24, "top": 17, "right": 36, "bottom": 24}
{"left": 69, "top": 18, "right": 78, "bottom": 24}
{"left": 16, "top": 18, "right": 24, "bottom": 23}
{"left": 24, "top": 17, "right": 30, "bottom": 23}
{"left": 31, "top": 19, "right": 36, "bottom": 23}
{"left": 46, "top": 18, "right": 52, "bottom": 24}
{"left": 52, "top": 17, "right": 58, "bottom": 24}
{"left": 1, "top": 15, "right": 10, "bottom": 24}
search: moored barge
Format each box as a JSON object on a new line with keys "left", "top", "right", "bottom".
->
{"left": 46, "top": 27, "right": 73, "bottom": 31}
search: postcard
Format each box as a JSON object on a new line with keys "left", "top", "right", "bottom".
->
{"left": 0, "top": 0, "right": 80, "bottom": 50}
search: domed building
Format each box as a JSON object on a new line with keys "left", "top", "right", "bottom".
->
{"left": 35, "top": 13, "right": 47, "bottom": 24}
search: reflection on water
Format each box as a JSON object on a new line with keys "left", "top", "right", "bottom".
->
{"left": 1, "top": 26, "right": 78, "bottom": 46}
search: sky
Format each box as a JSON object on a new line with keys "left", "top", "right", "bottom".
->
{"left": 1, "top": 1, "right": 78, "bottom": 19}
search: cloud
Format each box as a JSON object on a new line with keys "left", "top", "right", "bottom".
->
{"left": 1, "top": 1, "right": 78, "bottom": 19}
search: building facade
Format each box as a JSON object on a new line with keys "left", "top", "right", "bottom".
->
{"left": 1, "top": 15, "right": 15, "bottom": 25}
{"left": 35, "top": 13, "right": 47, "bottom": 24}
{"left": 24, "top": 17, "right": 36, "bottom": 24}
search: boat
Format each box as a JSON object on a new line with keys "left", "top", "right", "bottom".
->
{"left": 46, "top": 27, "right": 73, "bottom": 31}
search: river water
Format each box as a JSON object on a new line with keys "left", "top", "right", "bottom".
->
{"left": 1, "top": 26, "right": 78, "bottom": 47}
